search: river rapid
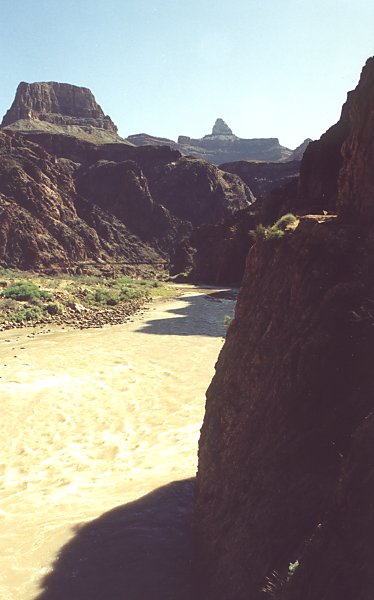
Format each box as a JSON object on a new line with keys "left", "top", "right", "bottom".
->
{"left": 0, "top": 288, "right": 236, "bottom": 600}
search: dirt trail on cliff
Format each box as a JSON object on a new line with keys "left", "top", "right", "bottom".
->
{"left": 0, "top": 288, "right": 236, "bottom": 600}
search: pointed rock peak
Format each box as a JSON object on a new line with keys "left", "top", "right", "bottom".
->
{"left": 212, "top": 118, "right": 233, "bottom": 136}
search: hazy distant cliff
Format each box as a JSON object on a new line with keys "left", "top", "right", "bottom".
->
{"left": 129, "top": 118, "right": 310, "bottom": 165}
{"left": 194, "top": 56, "right": 374, "bottom": 600}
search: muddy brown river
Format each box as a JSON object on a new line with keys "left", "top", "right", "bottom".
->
{"left": 0, "top": 288, "right": 236, "bottom": 600}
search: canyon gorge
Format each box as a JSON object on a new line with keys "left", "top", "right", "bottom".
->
{"left": 0, "top": 54, "right": 373, "bottom": 600}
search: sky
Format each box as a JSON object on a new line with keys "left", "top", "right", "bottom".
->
{"left": 0, "top": 0, "right": 373, "bottom": 149}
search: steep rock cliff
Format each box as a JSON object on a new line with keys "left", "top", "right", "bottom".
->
{"left": 337, "top": 58, "right": 374, "bottom": 221}
{"left": 1, "top": 82, "right": 125, "bottom": 144}
{"left": 195, "top": 56, "right": 374, "bottom": 600}
{"left": 0, "top": 130, "right": 161, "bottom": 269}
{"left": 296, "top": 60, "right": 374, "bottom": 215}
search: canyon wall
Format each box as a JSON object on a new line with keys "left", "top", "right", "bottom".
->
{"left": 0, "top": 84, "right": 254, "bottom": 272}
{"left": 194, "top": 56, "right": 374, "bottom": 600}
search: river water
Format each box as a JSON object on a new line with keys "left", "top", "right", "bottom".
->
{"left": 0, "top": 288, "right": 235, "bottom": 600}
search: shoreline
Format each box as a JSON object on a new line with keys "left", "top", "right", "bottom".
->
{"left": 0, "top": 283, "right": 237, "bottom": 334}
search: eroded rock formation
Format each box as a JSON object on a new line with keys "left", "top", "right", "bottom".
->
{"left": 194, "top": 56, "right": 374, "bottom": 600}
{"left": 1, "top": 81, "right": 125, "bottom": 144}
{"left": 211, "top": 118, "right": 234, "bottom": 136}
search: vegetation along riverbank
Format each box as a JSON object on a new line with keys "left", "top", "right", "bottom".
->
{"left": 0, "top": 270, "right": 177, "bottom": 331}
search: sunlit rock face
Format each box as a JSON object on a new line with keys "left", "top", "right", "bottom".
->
{"left": 1, "top": 81, "right": 124, "bottom": 144}
{"left": 2, "top": 81, "right": 117, "bottom": 131}
{"left": 194, "top": 56, "right": 374, "bottom": 600}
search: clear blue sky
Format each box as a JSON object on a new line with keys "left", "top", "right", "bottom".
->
{"left": 0, "top": 0, "right": 373, "bottom": 149}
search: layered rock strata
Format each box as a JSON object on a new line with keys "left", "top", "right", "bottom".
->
{"left": 194, "top": 56, "right": 374, "bottom": 600}
{"left": 1, "top": 82, "right": 125, "bottom": 144}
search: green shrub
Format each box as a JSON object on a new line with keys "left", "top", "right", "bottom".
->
{"left": 272, "top": 213, "right": 298, "bottom": 230}
{"left": 10, "top": 306, "right": 43, "bottom": 323}
{"left": 2, "top": 281, "right": 52, "bottom": 301}
{"left": 265, "top": 228, "right": 286, "bottom": 240}
{"left": 84, "top": 287, "right": 121, "bottom": 306}
{"left": 250, "top": 213, "right": 298, "bottom": 242}
{"left": 0, "top": 268, "right": 15, "bottom": 277}
{"left": 119, "top": 287, "right": 147, "bottom": 302}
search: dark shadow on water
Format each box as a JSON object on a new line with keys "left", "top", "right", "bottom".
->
{"left": 34, "top": 478, "right": 197, "bottom": 600}
{"left": 136, "top": 290, "right": 238, "bottom": 337}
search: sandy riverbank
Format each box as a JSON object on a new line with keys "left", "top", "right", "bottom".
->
{"left": 0, "top": 288, "right": 236, "bottom": 600}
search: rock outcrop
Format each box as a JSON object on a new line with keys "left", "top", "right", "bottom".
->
{"left": 1, "top": 82, "right": 126, "bottom": 145}
{"left": 194, "top": 56, "right": 374, "bottom": 600}
{"left": 211, "top": 118, "right": 234, "bottom": 136}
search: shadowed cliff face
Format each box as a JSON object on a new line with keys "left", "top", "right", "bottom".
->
{"left": 297, "top": 57, "right": 374, "bottom": 217}
{"left": 194, "top": 56, "right": 374, "bottom": 600}
{"left": 144, "top": 157, "right": 254, "bottom": 227}
{"left": 337, "top": 59, "right": 374, "bottom": 221}
{"left": 219, "top": 160, "right": 301, "bottom": 199}
{"left": 0, "top": 127, "right": 252, "bottom": 271}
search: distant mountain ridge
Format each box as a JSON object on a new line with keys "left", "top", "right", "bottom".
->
{"left": 1, "top": 83, "right": 310, "bottom": 164}
{"left": 128, "top": 118, "right": 311, "bottom": 165}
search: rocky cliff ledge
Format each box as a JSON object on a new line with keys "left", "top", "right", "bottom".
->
{"left": 194, "top": 56, "right": 374, "bottom": 600}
